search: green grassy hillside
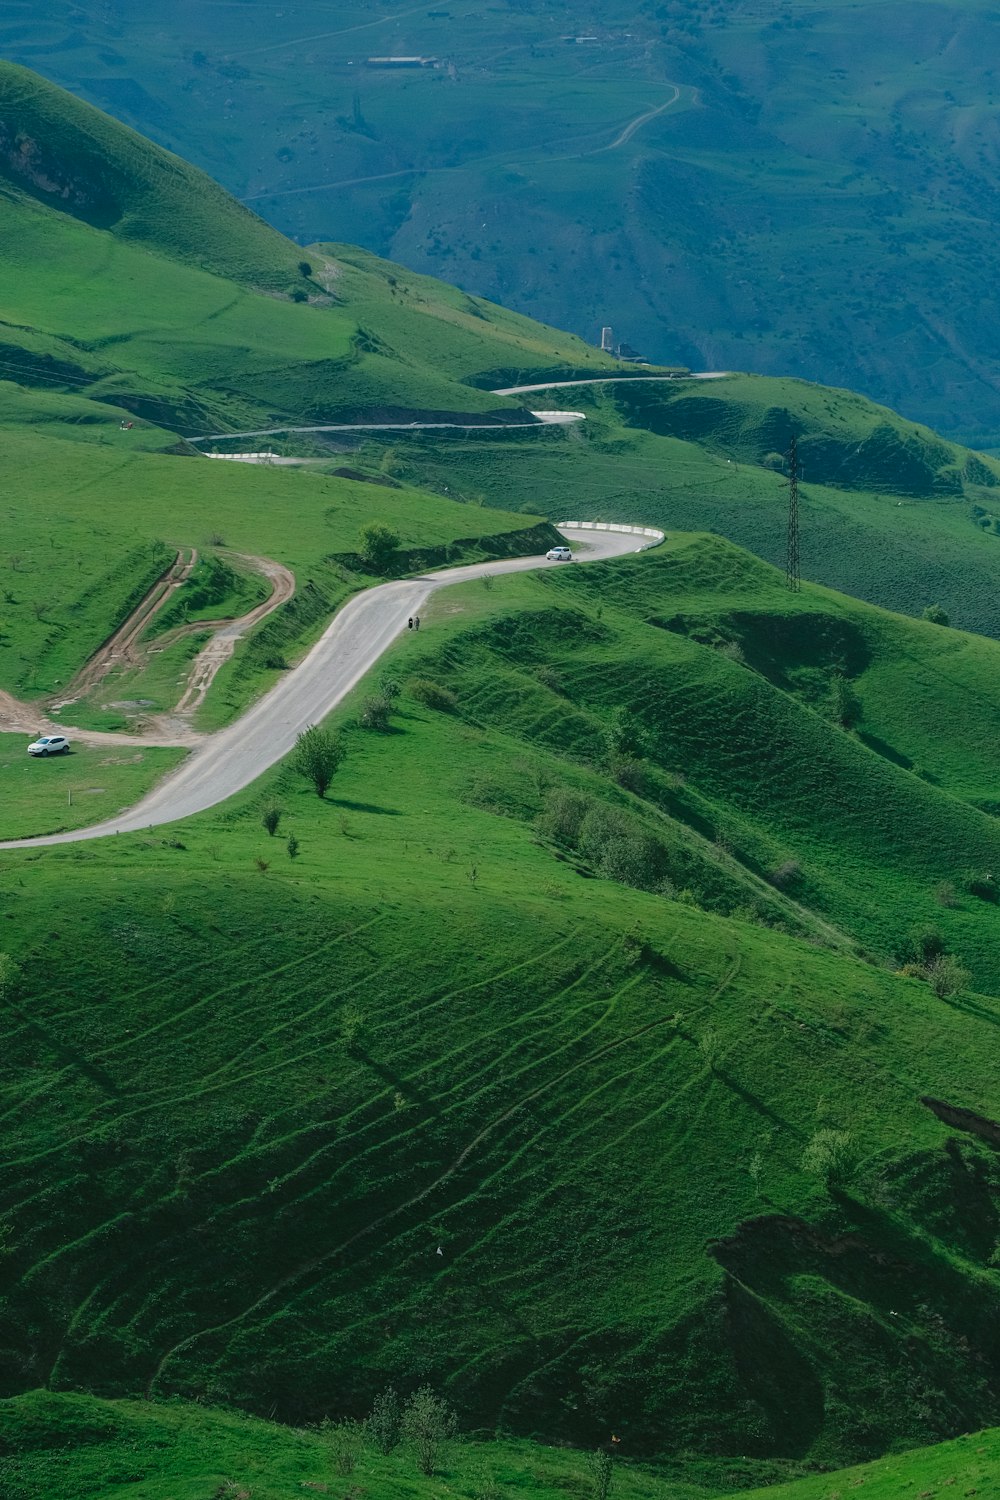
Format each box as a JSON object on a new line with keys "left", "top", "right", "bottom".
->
{"left": 0, "top": 1390, "right": 727, "bottom": 1500}
{"left": 4, "top": 1390, "right": 998, "bottom": 1500}
{"left": 6, "top": 61, "right": 1000, "bottom": 1491}
{"left": 9, "top": 61, "right": 1000, "bottom": 659}
{"left": 9, "top": 2, "right": 1000, "bottom": 442}
{"left": 0, "top": 1392, "right": 664, "bottom": 1500}
{"left": 0, "top": 418, "right": 549, "bottom": 717}
{"left": 378, "top": 374, "right": 1000, "bottom": 642}
{"left": 0, "top": 60, "right": 617, "bottom": 435}
{"left": 4, "top": 539, "right": 1000, "bottom": 1470}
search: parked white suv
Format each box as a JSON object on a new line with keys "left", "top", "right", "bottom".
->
{"left": 28, "top": 734, "right": 70, "bottom": 757}
{"left": 546, "top": 546, "right": 573, "bottom": 561}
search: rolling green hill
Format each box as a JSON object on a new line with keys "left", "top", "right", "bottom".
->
{"left": 7, "top": 2, "right": 1000, "bottom": 443}
{"left": 5, "top": 540, "right": 1000, "bottom": 1473}
{"left": 5, "top": 60, "right": 1000, "bottom": 1498}
{"left": 0, "top": 59, "right": 617, "bottom": 435}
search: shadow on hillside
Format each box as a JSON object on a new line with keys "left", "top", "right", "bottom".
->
{"left": 714, "top": 1069, "right": 799, "bottom": 1135}
{"left": 350, "top": 1047, "right": 441, "bottom": 1117}
{"left": 939, "top": 991, "right": 1000, "bottom": 1030}
{"left": 857, "top": 730, "right": 914, "bottom": 770}
{"left": 333, "top": 799, "right": 403, "bottom": 815}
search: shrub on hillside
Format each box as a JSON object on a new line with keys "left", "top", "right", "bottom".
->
{"left": 401, "top": 1386, "right": 456, "bottom": 1477}
{"left": 537, "top": 788, "right": 589, "bottom": 845}
{"left": 802, "top": 1128, "right": 857, "bottom": 1185}
{"left": 291, "top": 725, "right": 346, "bottom": 797}
{"left": 535, "top": 664, "right": 564, "bottom": 695}
{"left": 366, "top": 1386, "right": 402, "bottom": 1455}
{"left": 609, "top": 754, "right": 648, "bottom": 794}
{"left": 897, "top": 925, "right": 946, "bottom": 965}
{"left": 409, "top": 678, "right": 458, "bottom": 713}
{"left": 578, "top": 805, "right": 666, "bottom": 890}
{"left": 922, "top": 603, "right": 950, "bottom": 626}
{"left": 604, "top": 706, "right": 649, "bottom": 760}
{"left": 358, "top": 521, "right": 400, "bottom": 573}
{"left": 924, "top": 954, "right": 971, "bottom": 998}
{"left": 359, "top": 694, "right": 393, "bottom": 731}
{"left": 769, "top": 858, "right": 803, "bottom": 890}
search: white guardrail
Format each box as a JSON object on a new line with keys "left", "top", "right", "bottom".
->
{"left": 557, "top": 520, "right": 665, "bottom": 551}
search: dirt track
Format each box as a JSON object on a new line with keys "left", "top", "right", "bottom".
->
{"left": 0, "top": 551, "right": 294, "bottom": 749}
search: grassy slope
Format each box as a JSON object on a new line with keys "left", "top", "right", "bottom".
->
{"left": 0, "top": 60, "right": 618, "bottom": 435}
{"left": 7, "top": 1386, "right": 1000, "bottom": 1500}
{"left": 0, "top": 734, "right": 185, "bottom": 840}
{"left": 3, "top": 1392, "right": 998, "bottom": 1500}
{"left": 10, "top": 3, "right": 1000, "bottom": 442}
{"left": 10, "top": 63, "right": 1000, "bottom": 662}
{"left": 5, "top": 59, "right": 1000, "bottom": 1486}
{"left": 382, "top": 375, "right": 1000, "bottom": 642}
{"left": 4, "top": 542, "right": 1000, "bottom": 1468}
{"left": 0, "top": 420, "right": 544, "bottom": 705}
{"left": 0, "top": 1391, "right": 717, "bottom": 1500}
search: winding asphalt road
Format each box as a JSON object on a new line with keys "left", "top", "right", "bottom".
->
{"left": 491, "top": 373, "right": 730, "bottom": 395}
{"left": 0, "top": 525, "right": 659, "bottom": 850}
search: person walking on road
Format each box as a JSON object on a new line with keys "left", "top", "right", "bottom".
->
{"left": 414, "top": 616, "right": 420, "bottom": 631}
{"left": 407, "top": 617, "right": 413, "bottom": 630}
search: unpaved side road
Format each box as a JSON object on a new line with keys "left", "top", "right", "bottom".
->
{"left": 0, "top": 526, "right": 657, "bottom": 850}
{"left": 1, "top": 553, "right": 294, "bottom": 747}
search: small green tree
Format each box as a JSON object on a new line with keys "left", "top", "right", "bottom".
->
{"left": 924, "top": 953, "right": 971, "bottom": 998}
{"left": 321, "top": 1418, "right": 363, "bottom": 1475}
{"left": 298, "top": 260, "right": 313, "bottom": 277}
{"left": 287, "top": 834, "right": 300, "bottom": 860}
{"left": 261, "top": 805, "right": 282, "bottom": 837}
{"left": 378, "top": 675, "right": 402, "bottom": 702}
{"left": 401, "top": 1385, "right": 456, "bottom": 1476}
{"left": 291, "top": 725, "right": 346, "bottom": 798}
{"left": 358, "top": 522, "right": 400, "bottom": 573}
{"left": 605, "top": 706, "right": 647, "bottom": 760}
{"left": 366, "top": 1385, "right": 402, "bottom": 1455}
{"left": 589, "top": 1447, "right": 614, "bottom": 1500}
{"left": 923, "top": 603, "right": 950, "bottom": 626}
{"left": 340, "top": 1004, "right": 366, "bottom": 1047}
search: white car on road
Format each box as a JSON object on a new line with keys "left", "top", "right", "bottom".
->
{"left": 546, "top": 546, "right": 573, "bottom": 561}
{"left": 28, "top": 734, "right": 70, "bottom": 757}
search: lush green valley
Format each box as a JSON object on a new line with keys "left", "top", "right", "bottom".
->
{"left": 2, "top": 59, "right": 1000, "bottom": 1500}
{"left": 7, "top": 2, "right": 1000, "bottom": 443}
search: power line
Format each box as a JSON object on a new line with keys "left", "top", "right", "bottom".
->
{"left": 786, "top": 434, "right": 801, "bottom": 592}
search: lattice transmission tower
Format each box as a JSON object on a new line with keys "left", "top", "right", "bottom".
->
{"left": 786, "top": 435, "right": 801, "bottom": 592}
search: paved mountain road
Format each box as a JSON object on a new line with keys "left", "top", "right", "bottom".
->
{"left": 0, "top": 526, "right": 658, "bottom": 850}
{"left": 491, "top": 373, "right": 730, "bottom": 395}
